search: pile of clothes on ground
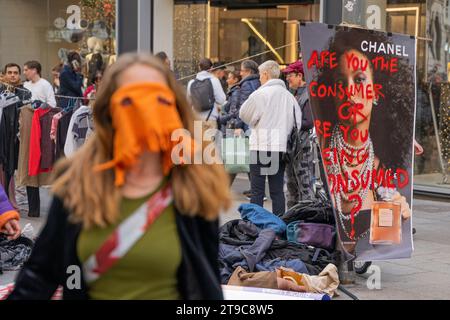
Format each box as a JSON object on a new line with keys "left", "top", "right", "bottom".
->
{"left": 219, "top": 200, "right": 341, "bottom": 297}
{"left": 0, "top": 283, "right": 62, "bottom": 300}
{"left": 0, "top": 184, "right": 34, "bottom": 274}
{"left": 0, "top": 233, "right": 34, "bottom": 274}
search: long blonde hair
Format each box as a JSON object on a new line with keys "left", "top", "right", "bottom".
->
{"left": 52, "top": 53, "right": 231, "bottom": 229}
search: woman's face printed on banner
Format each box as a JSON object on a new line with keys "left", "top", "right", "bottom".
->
{"left": 333, "top": 49, "right": 375, "bottom": 127}
{"left": 300, "top": 24, "right": 416, "bottom": 259}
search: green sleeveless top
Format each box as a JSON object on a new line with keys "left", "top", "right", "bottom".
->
{"left": 77, "top": 180, "right": 182, "bottom": 299}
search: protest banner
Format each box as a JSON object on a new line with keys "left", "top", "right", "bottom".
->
{"left": 299, "top": 23, "right": 416, "bottom": 261}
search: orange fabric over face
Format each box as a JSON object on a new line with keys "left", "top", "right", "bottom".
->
{"left": 95, "top": 82, "right": 186, "bottom": 186}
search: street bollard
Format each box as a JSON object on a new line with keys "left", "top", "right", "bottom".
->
{"left": 339, "top": 260, "right": 356, "bottom": 285}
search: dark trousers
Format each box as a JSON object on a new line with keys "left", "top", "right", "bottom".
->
{"left": 3, "top": 171, "right": 13, "bottom": 198}
{"left": 249, "top": 151, "right": 286, "bottom": 216}
{"left": 26, "top": 186, "right": 40, "bottom": 217}
{"left": 1, "top": 168, "right": 40, "bottom": 216}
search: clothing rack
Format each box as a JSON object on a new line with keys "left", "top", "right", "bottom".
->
{"left": 0, "top": 81, "right": 96, "bottom": 101}
{"left": 1, "top": 83, "right": 95, "bottom": 172}
{"left": 55, "top": 94, "right": 95, "bottom": 101}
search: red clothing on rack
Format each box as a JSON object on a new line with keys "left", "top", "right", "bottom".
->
{"left": 29, "top": 108, "right": 51, "bottom": 176}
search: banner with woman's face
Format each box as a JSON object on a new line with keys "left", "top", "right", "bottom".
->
{"left": 300, "top": 23, "right": 416, "bottom": 261}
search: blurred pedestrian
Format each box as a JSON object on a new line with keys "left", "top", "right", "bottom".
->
{"left": 9, "top": 53, "right": 231, "bottom": 300}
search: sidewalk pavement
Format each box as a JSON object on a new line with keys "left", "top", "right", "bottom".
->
{"left": 225, "top": 174, "right": 450, "bottom": 300}
{"left": 2, "top": 174, "right": 450, "bottom": 300}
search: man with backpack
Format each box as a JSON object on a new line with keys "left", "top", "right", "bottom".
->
{"left": 187, "top": 58, "right": 226, "bottom": 125}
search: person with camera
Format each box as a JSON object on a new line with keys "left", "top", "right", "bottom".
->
{"left": 58, "top": 51, "right": 84, "bottom": 109}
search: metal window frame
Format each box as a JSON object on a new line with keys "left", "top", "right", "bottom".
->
{"left": 117, "top": 0, "right": 154, "bottom": 55}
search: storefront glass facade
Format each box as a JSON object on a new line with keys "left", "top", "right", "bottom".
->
{"left": 173, "top": 1, "right": 319, "bottom": 84}
{"left": 173, "top": 0, "right": 450, "bottom": 196}
{"left": 379, "top": 0, "right": 450, "bottom": 195}
{"left": 0, "top": 0, "right": 116, "bottom": 81}
{"left": 2, "top": 0, "right": 446, "bottom": 195}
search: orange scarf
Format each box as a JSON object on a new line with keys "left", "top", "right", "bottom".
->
{"left": 95, "top": 82, "right": 187, "bottom": 186}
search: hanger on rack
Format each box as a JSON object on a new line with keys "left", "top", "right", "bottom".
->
{"left": 0, "top": 90, "right": 21, "bottom": 109}
{"left": 63, "top": 97, "right": 77, "bottom": 113}
{"left": 3, "top": 84, "right": 13, "bottom": 94}
{"left": 31, "top": 100, "right": 43, "bottom": 110}
{"left": 21, "top": 98, "right": 32, "bottom": 106}
{"left": 40, "top": 102, "right": 50, "bottom": 110}
{"left": 0, "top": 81, "right": 33, "bottom": 107}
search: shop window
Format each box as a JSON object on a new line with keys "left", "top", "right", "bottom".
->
{"left": 0, "top": 0, "right": 116, "bottom": 85}
{"left": 173, "top": 2, "right": 318, "bottom": 84}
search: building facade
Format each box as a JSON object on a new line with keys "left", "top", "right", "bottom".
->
{"left": 0, "top": 0, "right": 116, "bottom": 80}
{"left": 1, "top": 0, "right": 449, "bottom": 196}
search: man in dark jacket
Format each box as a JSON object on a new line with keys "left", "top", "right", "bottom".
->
{"left": 236, "top": 60, "right": 261, "bottom": 135}
{"left": 283, "top": 60, "right": 316, "bottom": 207}
{"left": 58, "top": 51, "right": 84, "bottom": 109}
{"left": 235, "top": 60, "right": 262, "bottom": 198}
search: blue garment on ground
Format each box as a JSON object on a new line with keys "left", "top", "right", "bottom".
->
{"left": 218, "top": 228, "right": 308, "bottom": 283}
{"left": 255, "top": 258, "right": 309, "bottom": 274}
{"left": 219, "top": 243, "right": 309, "bottom": 283}
{"left": 239, "top": 203, "right": 286, "bottom": 235}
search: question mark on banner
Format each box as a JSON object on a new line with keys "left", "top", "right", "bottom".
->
{"left": 348, "top": 194, "right": 362, "bottom": 239}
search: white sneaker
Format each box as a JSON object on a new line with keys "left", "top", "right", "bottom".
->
{"left": 245, "top": 195, "right": 268, "bottom": 201}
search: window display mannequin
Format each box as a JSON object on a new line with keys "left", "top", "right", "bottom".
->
{"left": 85, "top": 37, "right": 105, "bottom": 85}
{"left": 109, "top": 40, "right": 117, "bottom": 66}
{"left": 85, "top": 37, "right": 104, "bottom": 64}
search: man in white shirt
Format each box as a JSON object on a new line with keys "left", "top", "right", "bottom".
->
{"left": 187, "top": 58, "right": 226, "bottom": 123}
{"left": 23, "top": 60, "right": 57, "bottom": 108}
{"left": 239, "top": 60, "right": 302, "bottom": 216}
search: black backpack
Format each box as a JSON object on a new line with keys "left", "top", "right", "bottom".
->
{"left": 190, "top": 78, "right": 215, "bottom": 113}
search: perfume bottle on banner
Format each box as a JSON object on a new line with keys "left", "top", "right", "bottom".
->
{"left": 369, "top": 187, "right": 402, "bottom": 245}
